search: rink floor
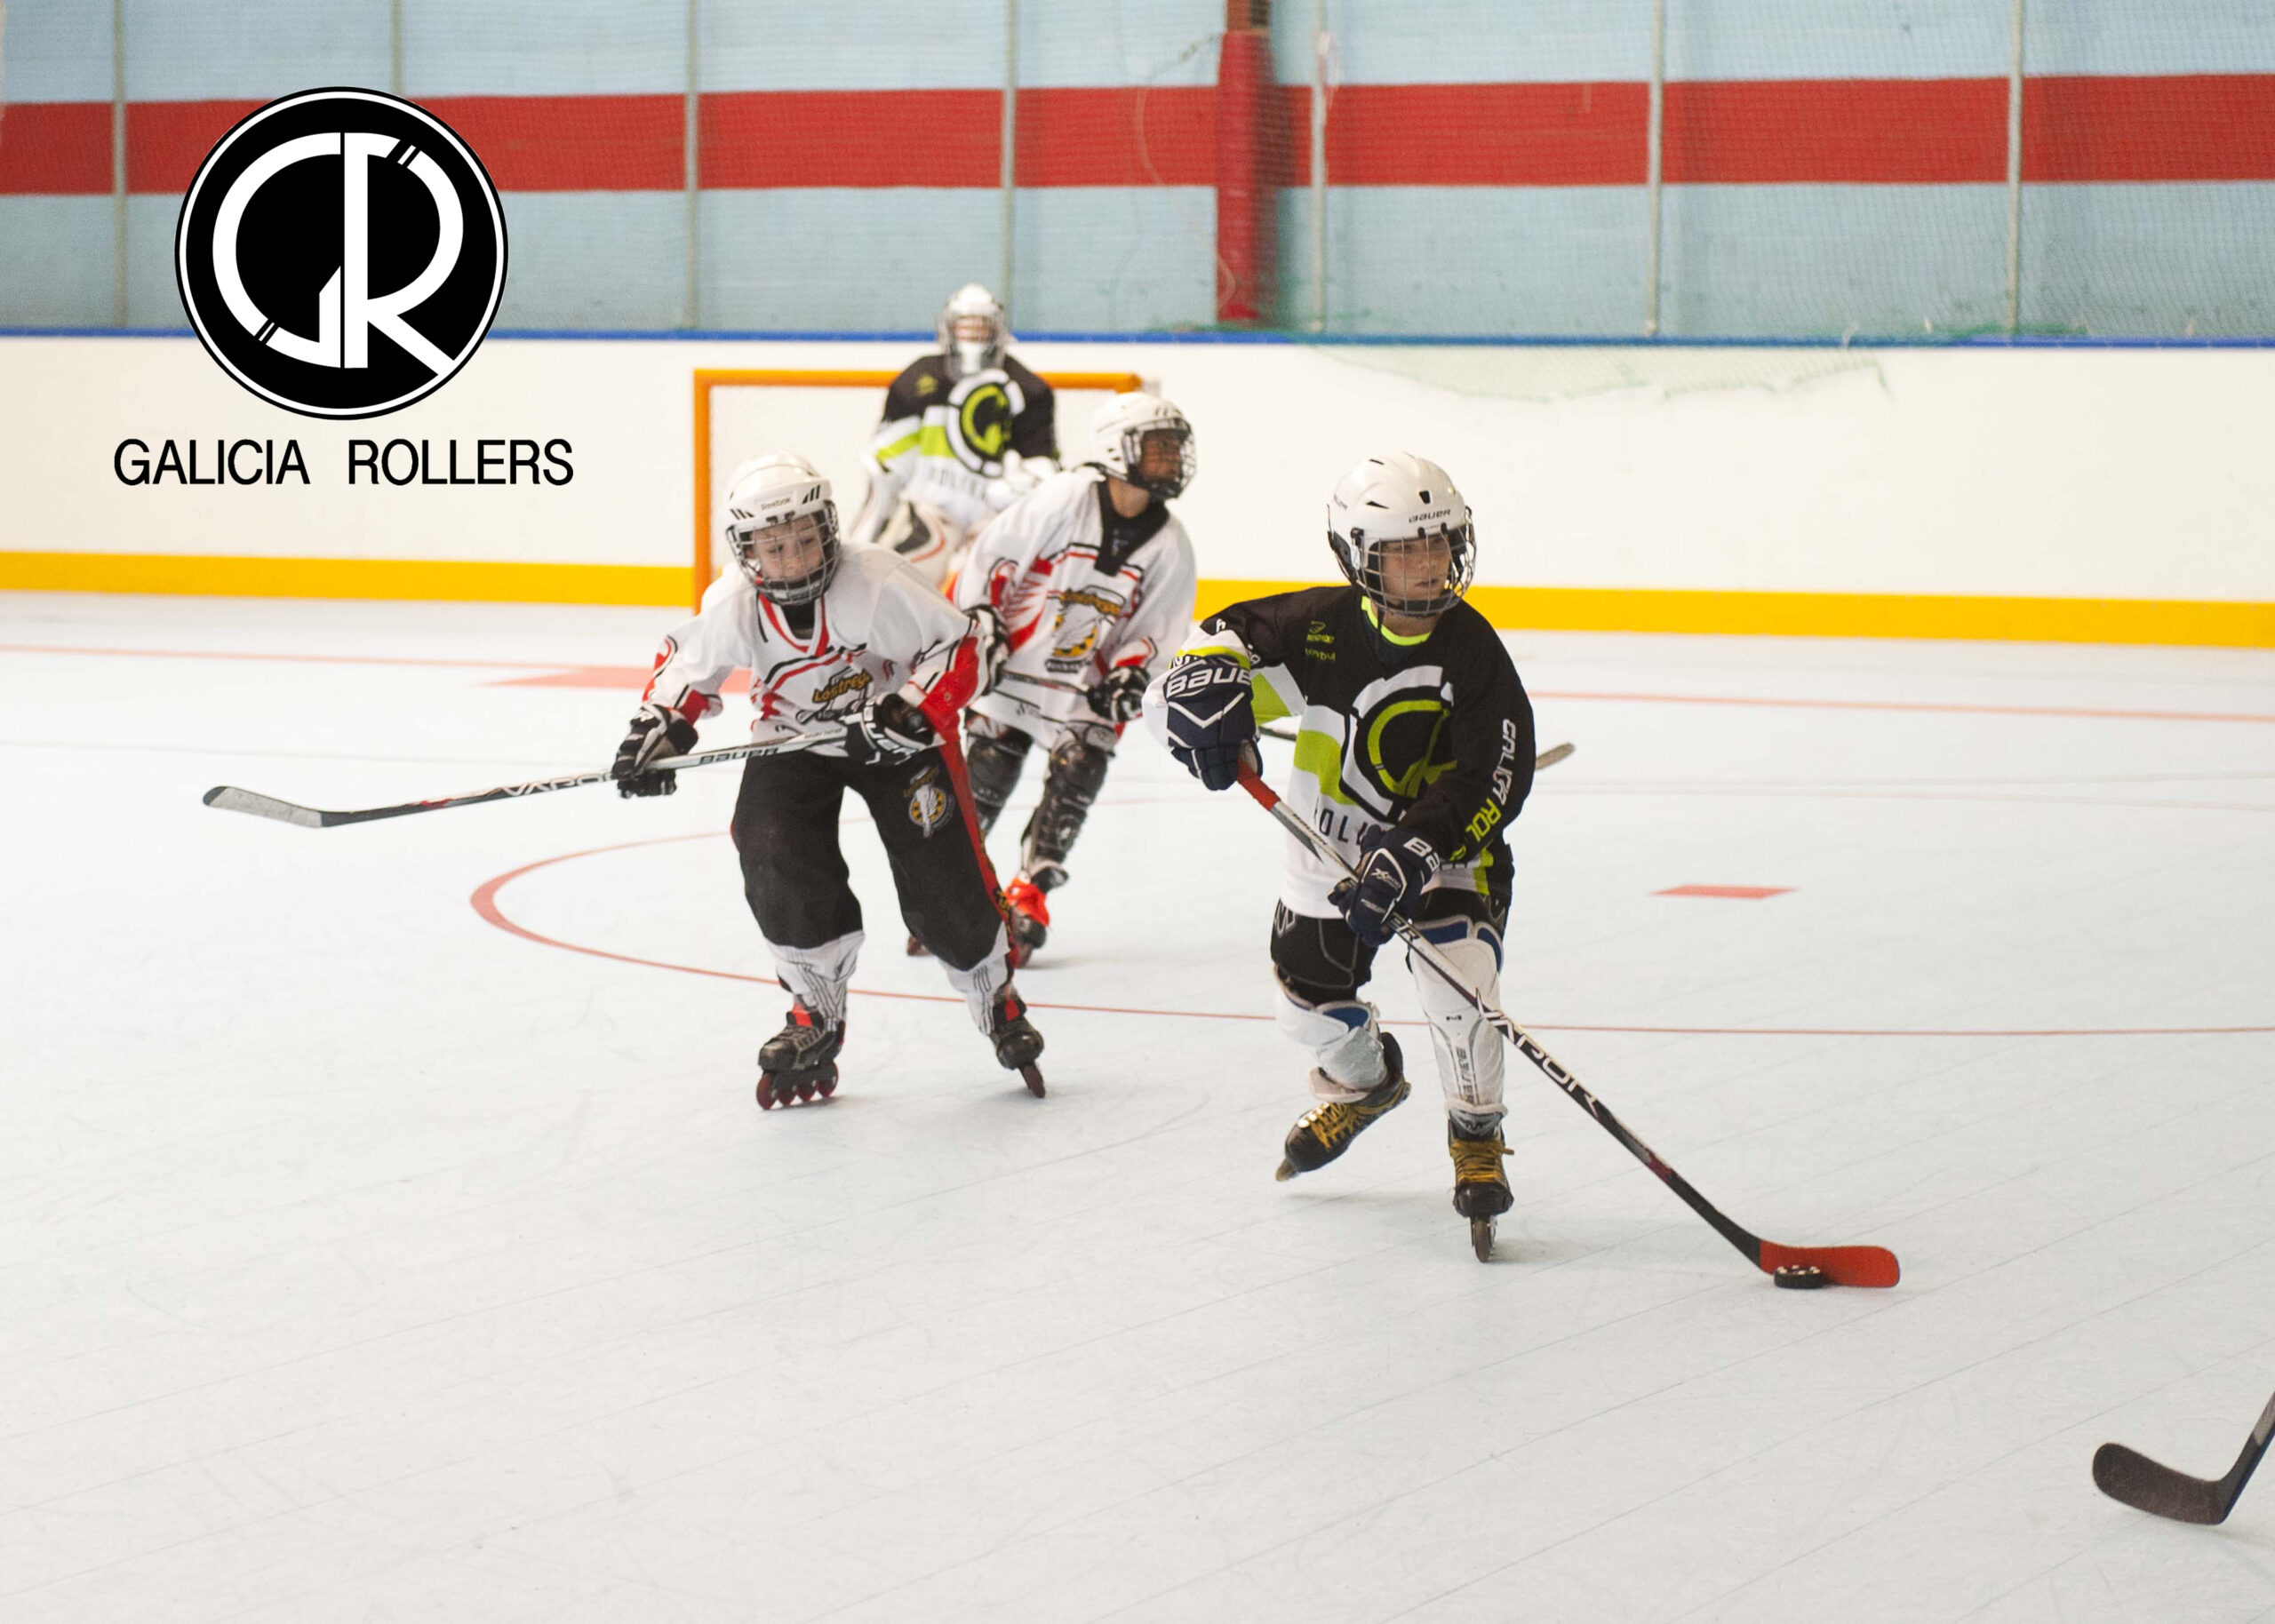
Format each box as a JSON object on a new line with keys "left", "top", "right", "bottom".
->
{"left": 7, "top": 590, "right": 2275, "bottom": 1624}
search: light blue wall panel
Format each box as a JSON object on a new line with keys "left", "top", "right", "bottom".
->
{"left": 700, "top": 187, "right": 998, "bottom": 330}
{"left": 493, "top": 193, "right": 691, "bottom": 330}
{"left": 121, "top": 0, "right": 387, "bottom": 101}
{"left": 1277, "top": 186, "right": 1650, "bottom": 336}
{"left": 402, "top": 0, "right": 687, "bottom": 98}
{"left": 3, "top": 0, "right": 116, "bottom": 102}
{"left": 1658, "top": 184, "right": 2008, "bottom": 337}
{"left": 1272, "top": 0, "right": 1652, "bottom": 86}
{"left": 1020, "top": 2, "right": 1220, "bottom": 91}
{"left": 2023, "top": 183, "right": 2275, "bottom": 336}
{"left": 1011, "top": 187, "right": 1214, "bottom": 330}
{"left": 702, "top": 3, "right": 1004, "bottom": 93}
{"left": 0, "top": 199, "right": 114, "bottom": 323}
{"left": 1666, "top": 2, "right": 2009, "bottom": 81}
{"left": 2028, "top": 3, "right": 2275, "bottom": 76}
{"left": 123, "top": 193, "right": 185, "bottom": 325}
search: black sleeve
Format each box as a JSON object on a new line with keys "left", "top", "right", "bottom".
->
{"left": 1197, "top": 586, "right": 1340, "bottom": 674}
{"left": 1010, "top": 363, "right": 1058, "bottom": 460}
{"left": 878, "top": 361, "right": 931, "bottom": 426}
{"left": 1401, "top": 615, "right": 1536, "bottom": 865}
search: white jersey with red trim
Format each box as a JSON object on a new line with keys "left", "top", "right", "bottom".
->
{"left": 951, "top": 466, "right": 1197, "bottom": 739}
{"left": 644, "top": 545, "right": 984, "bottom": 756}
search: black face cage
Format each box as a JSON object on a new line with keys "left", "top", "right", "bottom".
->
{"left": 1329, "top": 521, "right": 1477, "bottom": 618}
{"left": 1121, "top": 424, "right": 1196, "bottom": 500}
{"left": 730, "top": 503, "right": 842, "bottom": 607}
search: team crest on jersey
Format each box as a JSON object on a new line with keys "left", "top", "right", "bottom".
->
{"left": 1045, "top": 584, "right": 1128, "bottom": 668}
{"left": 1337, "top": 670, "right": 1457, "bottom": 816}
{"left": 802, "top": 665, "right": 874, "bottom": 722}
{"left": 904, "top": 765, "right": 952, "bottom": 836}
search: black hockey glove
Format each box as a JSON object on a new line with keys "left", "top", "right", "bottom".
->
{"left": 844, "top": 693, "right": 937, "bottom": 766}
{"left": 969, "top": 606, "right": 1010, "bottom": 695}
{"left": 1085, "top": 665, "right": 1149, "bottom": 725}
{"left": 612, "top": 703, "right": 698, "bottom": 798}
{"left": 1158, "top": 656, "right": 1254, "bottom": 791}
{"left": 1333, "top": 827, "right": 1442, "bottom": 947}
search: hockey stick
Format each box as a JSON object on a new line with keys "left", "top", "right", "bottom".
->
{"left": 203, "top": 729, "right": 844, "bottom": 829}
{"left": 1259, "top": 721, "right": 1577, "bottom": 776}
{"left": 1234, "top": 757, "right": 1900, "bottom": 1288}
{"left": 2095, "top": 1388, "right": 2275, "bottom": 1524}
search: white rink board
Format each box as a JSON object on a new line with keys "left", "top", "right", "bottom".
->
{"left": 4, "top": 593, "right": 2275, "bottom": 1621}
{"left": 6, "top": 335, "right": 2275, "bottom": 603}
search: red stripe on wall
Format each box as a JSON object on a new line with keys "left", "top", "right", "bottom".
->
{"left": 701, "top": 89, "right": 1000, "bottom": 188}
{"left": 1302, "top": 82, "right": 1649, "bottom": 186}
{"left": 427, "top": 94, "right": 682, "bottom": 191}
{"left": 125, "top": 100, "right": 259, "bottom": 193}
{"left": 2027, "top": 74, "right": 2275, "bottom": 183}
{"left": 7, "top": 77, "right": 2275, "bottom": 198}
{"left": 1664, "top": 78, "right": 2008, "bottom": 184}
{"left": 0, "top": 103, "right": 114, "bottom": 194}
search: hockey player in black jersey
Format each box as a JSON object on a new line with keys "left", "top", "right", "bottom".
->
{"left": 1142, "top": 453, "right": 1536, "bottom": 1238}
{"left": 844, "top": 283, "right": 1060, "bottom": 585}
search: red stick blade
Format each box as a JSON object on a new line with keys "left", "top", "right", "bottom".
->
{"left": 1759, "top": 1241, "right": 1901, "bottom": 1288}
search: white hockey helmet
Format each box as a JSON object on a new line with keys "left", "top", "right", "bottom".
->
{"left": 1088, "top": 391, "right": 1196, "bottom": 500}
{"left": 722, "top": 453, "right": 840, "bottom": 606}
{"left": 1327, "top": 452, "right": 1476, "bottom": 618}
{"left": 937, "top": 283, "right": 1009, "bottom": 378}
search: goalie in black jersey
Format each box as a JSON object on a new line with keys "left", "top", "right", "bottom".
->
{"left": 1142, "top": 454, "right": 1536, "bottom": 1229}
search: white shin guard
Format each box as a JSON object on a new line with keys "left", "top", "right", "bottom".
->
{"left": 943, "top": 923, "right": 1013, "bottom": 1033}
{"left": 770, "top": 930, "right": 863, "bottom": 1029}
{"left": 1274, "top": 975, "right": 1387, "bottom": 1103}
{"left": 1409, "top": 921, "right": 1505, "bottom": 1125}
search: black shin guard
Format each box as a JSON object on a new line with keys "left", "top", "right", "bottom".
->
{"left": 1019, "top": 736, "right": 1112, "bottom": 884}
{"left": 962, "top": 727, "right": 1032, "bottom": 838}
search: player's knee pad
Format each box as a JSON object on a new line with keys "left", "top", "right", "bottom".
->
{"left": 1273, "top": 968, "right": 1385, "bottom": 1099}
{"left": 1409, "top": 919, "right": 1505, "bottom": 1120}
{"left": 1021, "top": 735, "right": 1114, "bottom": 874}
{"left": 962, "top": 722, "right": 1031, "bottom": 834}
{"left": 767, "top": 929, "right": 864, "bottom": 1027}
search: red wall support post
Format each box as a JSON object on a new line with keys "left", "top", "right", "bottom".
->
{"left": 1215, "top": 0, "right": 1278, "bottom": 324}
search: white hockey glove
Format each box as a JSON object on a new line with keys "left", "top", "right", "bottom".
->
{"left": 613, "top": 703, "right": 698, "bottom": 798}
{"left": 984, "top": 450, "right": 1055, "bottom": 510}
{"left": 844, "top": 694, "right": 938, "bottom": 766}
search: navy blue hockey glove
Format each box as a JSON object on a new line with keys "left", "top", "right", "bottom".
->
{"left": 1086, "top": 665, "right": 1149, "bottom": 725}
{"left": 844, "top": 693, "right": 937, "bottom": 766}
{"left": 1333, "top": 827, "right": 1442, "bottom": 947}
{"left": 1158, "top": 656, "right": 1254, "bottom": 791}
{"left": 612, "top": 703, "right": 698, "bottom": 798}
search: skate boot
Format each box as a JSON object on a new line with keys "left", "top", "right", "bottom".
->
{"left": 755, "top": 1000, "right": 843, "bottom": 1109}
{"left": 986, "top": 983, "right": 1048, "bottom": 1097}
{"left": 1449, "top": 1118, "right": 1513, "bottom": 1262}
{"left": 1274, "top": 1032, "right": 1409, "bottom": 1182}
{"left": 1002, "top": 876, "right": 1051, "bottom": 960}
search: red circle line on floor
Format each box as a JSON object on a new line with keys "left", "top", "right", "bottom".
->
{"left": 469, "top": 832, "right": 2275, "bottom": 1039}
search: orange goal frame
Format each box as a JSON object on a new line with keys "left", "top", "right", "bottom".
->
{"left": 691, "top": 368, "right": 1145, "bottom": 609}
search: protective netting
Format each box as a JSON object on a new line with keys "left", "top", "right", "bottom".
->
{"left": 1, "top": 0, "right": 2270, "bottom": 338}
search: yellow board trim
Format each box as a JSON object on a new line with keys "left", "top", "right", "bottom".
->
{"left": 1193, "top": 580, "right": 2275, "bottom": 649}
{"left": 0, "top": 551, "right": 689, "bottom": 607}
{"left": 4, "top": 554, "right": 2269, "bottom": 647}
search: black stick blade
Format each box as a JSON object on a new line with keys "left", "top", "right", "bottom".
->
{"left": 204, "top": 786, "right": 326, "bottom": 828}
{"left": 2093, "top": 1442, "right": 2231, "bottom": 1524}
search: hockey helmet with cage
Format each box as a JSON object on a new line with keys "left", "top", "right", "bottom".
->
{"left": 723, "top": 454, "right": 841, "bottom": 607}
{"left": 937, "top": 283, "right": 1009, "bottom": 379}
{"left": 1088, "top": 391, "right": 1196, "bottom": 500}
{"left": 1327, "top": 453, "right": 1476, "bottom": 619}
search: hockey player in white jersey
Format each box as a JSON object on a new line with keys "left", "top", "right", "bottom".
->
{"left": 948, "top": 392, "right": 1200, "bottom": 956}
{"left": 1143, "top": 454, "right": 1537, "bottom": 1246}
{"left": 846, "top": 284, "right": 1059, "bottom": 588}
{"left": 611, "top": 454, "right": 1048, "bottom": 1104}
